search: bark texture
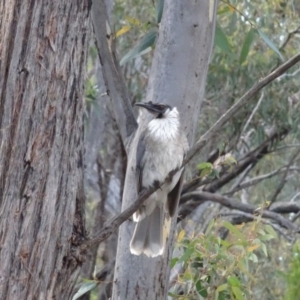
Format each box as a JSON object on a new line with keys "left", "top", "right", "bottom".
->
{"left": 112, "top": 0, "right": 218, "bottom": 299}
{"left": 0, "top": 1, "right": 90, "bottom": 299}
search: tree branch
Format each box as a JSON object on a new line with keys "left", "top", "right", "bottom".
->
{"left": 91, "top": 0, "right": 138, "bottom": 149}
{"left": 241, "top": 90, "right": 264, "bottom": 135}
{"left": 79, "top": 182, "right": 162, "bottom": 251}
{"left": 225, "top": 166, "right": 300, "bottom": 196}
{"left": 179, "top": 191, "right": 300, "bottom": 232}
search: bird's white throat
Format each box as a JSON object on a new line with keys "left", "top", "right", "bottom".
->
{"left": 147, "top": 108, "right": 180, "bottom": 140}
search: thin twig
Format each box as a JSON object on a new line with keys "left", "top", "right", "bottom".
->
{"left": 291, "top": 211, "right": 300, "bottom": 223}
{"left": 241, "top": 90, "right": 264, "bottom": 135}
{"left": 269, "top": 148, "right": 300, "bottom": 204}
{"left": 290, "top": 191, "right": 300, "bottom": 203}
{"left": 225, "top": 166, "right": 299, "bottom": 196}
{"left": 276, "top": 144, "right": 300, "bottom": 151}
{"left": 279, "top": 25, "right": 300, "bottom": 50}
{"left": 225, "top": 164, "right": 253, "bottom": 195}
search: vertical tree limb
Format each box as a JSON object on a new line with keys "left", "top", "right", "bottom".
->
{"left": 91, "top": 0, "right": 138, "bottom": 149}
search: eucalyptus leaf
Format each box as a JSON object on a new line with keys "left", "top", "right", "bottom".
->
{"left": 217, "top": 283, "right": 228, "bottom": 292}
{"left": 196, "top": 280, "right": 208, "bottom": 297}
{"left": 214, "top": 25, "right": 232, "bottom": 55}
{"left": 239, "top": 28, "right": 256, "bottom": 64}
{"left": 171, "top": 257, "right": 179, "bottom": 268}
{"left": 223, "top": 221, "right": 246, "bottom": 241}
{"left": 258, "top": 29, "right": 284, "bottom": 60}
{"left": 156, "top": 0, "right": 164, "bottom": 23}
{"left": 120, "top": 29, "right": 158, "bottom": 65}
{"left": 231, "top": 286, "right": 244, "bottom": 300}
{"left": 177, "top": 247, "right": 194, "bottom": 264}
{"left": 264, "top": 224, "right": 278, "bottom": 239}
{"left": 228, "top": 275, "right": 241, "bottom": 287}
{"left": 72, "top": 281, "right": 98, "bottom": 300}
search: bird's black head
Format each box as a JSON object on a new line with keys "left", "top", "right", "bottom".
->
{"left": 134, "top": 101, "right": 172, "bottom": 118}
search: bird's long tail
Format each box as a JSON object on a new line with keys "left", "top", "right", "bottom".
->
{"left": 130, "top": 205, "right": 165, "bottom": 257}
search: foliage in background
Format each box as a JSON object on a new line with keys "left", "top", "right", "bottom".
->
{"left": 284, "top": 242, "right": 300, "bottom": 300}
{"left": 170, "top": 217, "right": 278, "bottom": 300}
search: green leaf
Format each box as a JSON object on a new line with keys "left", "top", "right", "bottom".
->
{"left": 249, "top": 252, "right": 258, "bottom": 263}
{"left": 239, "top": 28, "right": 256, "bottom": 65}
{"left": 231, "top": 286, "right": 244, "bottom": 300}
{"left": 214, "top": 25, "right": 232, "bottom": 55}
{"left": 156, "top": 0, "right": 164, "bottom": 23}
{"left": 177, "top": 247, "right": 194, "bottom": 263}
{"left": 211, "top": 169, "right": 220, "bottom": 179}
{"left": 259, "top": 233, "right": 275, "bottom": 241}
{"left": 261, "top": 242, "right": 268, "bottom": 257}
{"left": 171, "top": 257, "right": 179, "bottom": 268}
{"left": 198, "top": 162, "right": 213, "bottom": 170}
{"left": 120, "top": 29, "right": 158, "bottom": 65}
{"left": 223, "top": 221, "right": 246, "bottom": 241}
{"left": 220, "top": 239, "right": 231, "bottom": 248}
{"left": 264, "top": 224, "right": 278, "bottom": 239}
{"left": 196, "top": 280, "right": 208, "bottom": 297}
{"left": 222, "top": 154, "right": 237, "bottom": 167}
{"left": 257, "top": 29, "right": 284, "bottom": 60}
{"left": 72, "top": 281, "right": 98, "bottom": 300}
{"left": 217, "top": 283, "right": 228, "bottom": 292}
{"left": 228, "top": 276, "right": 241, "bottom": 287}
{"left": 197, "top": 162, "right": 213, "bottom": 177}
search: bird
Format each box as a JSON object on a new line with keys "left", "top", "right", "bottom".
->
{"left": 130, "top": 101, "right": 189, "bottom": 257}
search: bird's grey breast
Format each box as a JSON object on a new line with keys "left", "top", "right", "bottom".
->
{"left": 141, "top": 130, "right": 187, "bottom": 189}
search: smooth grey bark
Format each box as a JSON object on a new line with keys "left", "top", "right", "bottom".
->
{"left": 112, "top": 0, "right": 218, "bottom": 299}
{"left": 0, "top": 1, "right": 90, "bottom": 299}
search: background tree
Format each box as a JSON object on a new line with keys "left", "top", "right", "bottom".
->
{"left": 0, "top": 1, "right": 90, "bottom": 299}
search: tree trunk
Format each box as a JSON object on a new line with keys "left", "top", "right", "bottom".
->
{"left": 0, "top": 1, "right": 90, "bottom": 299}
{"left": 112, "top": 0, "right": 218, "bottom": 299}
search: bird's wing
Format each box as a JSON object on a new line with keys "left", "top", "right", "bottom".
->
{"left": 136, "top": 132, "right": 146, "bottom": 193}
{"left": 167, "top": 140, "right": 188, "bottom": 217}
{"left": 167, "top": 169, "right": 185, "bottom": 217}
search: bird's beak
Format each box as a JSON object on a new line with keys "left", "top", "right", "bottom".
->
{"left": 134, "top": 102, "right": 163, "bottom": 114}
